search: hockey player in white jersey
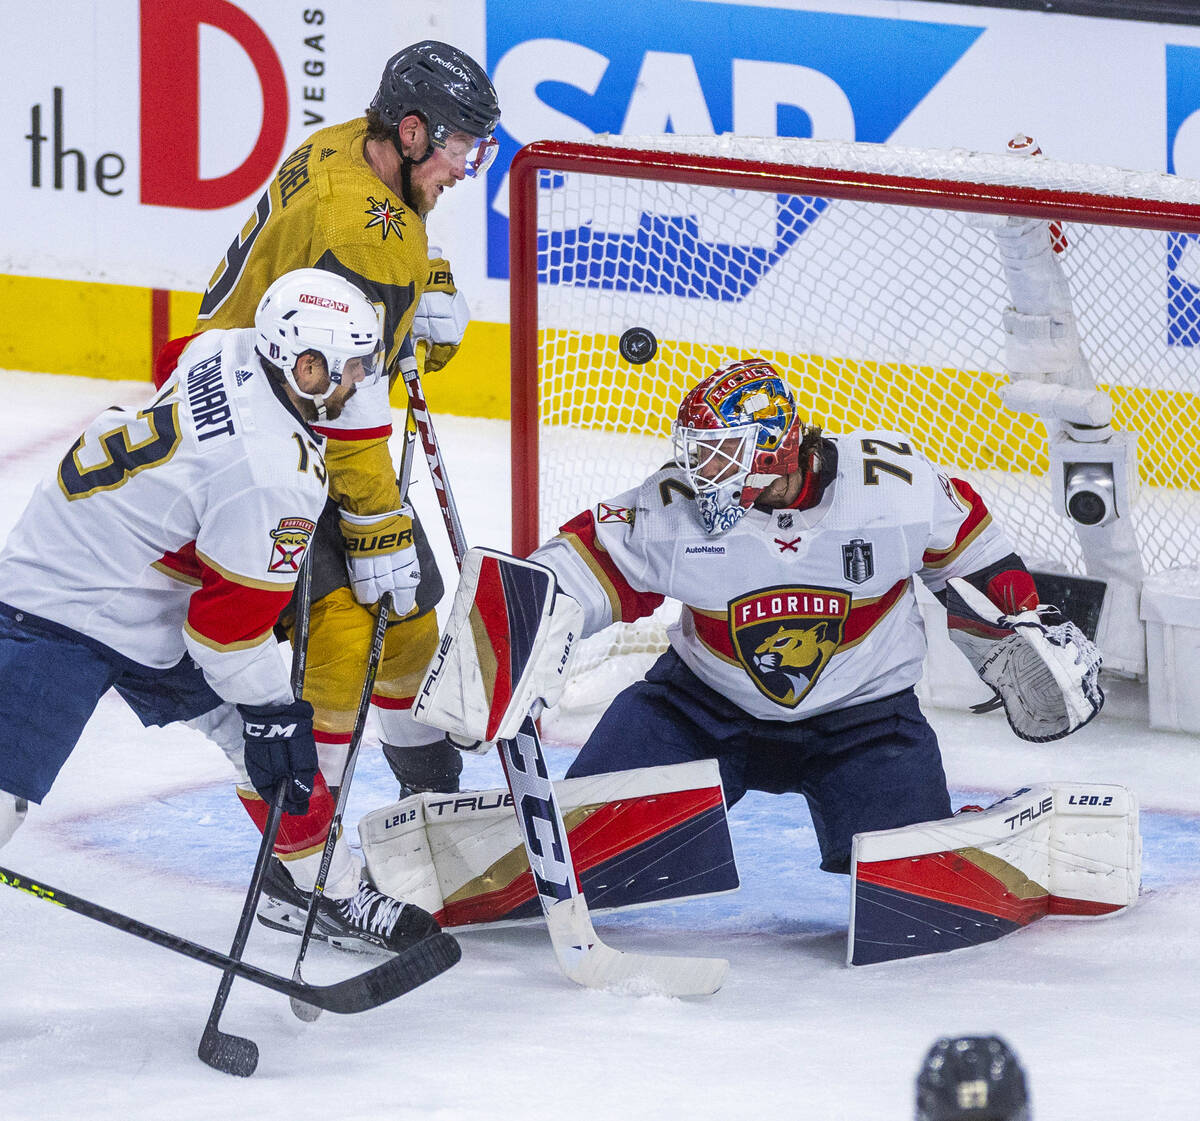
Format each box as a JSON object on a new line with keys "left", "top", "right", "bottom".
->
{"left": 0, "top": 268, "right": 438, "bottom": 953}
{"left": 521, "top": 358, "right": 1102, "bottom": 875}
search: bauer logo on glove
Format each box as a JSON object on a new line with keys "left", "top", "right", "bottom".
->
{"left": 339, "top": 505, "right": 420, "bottom": 613}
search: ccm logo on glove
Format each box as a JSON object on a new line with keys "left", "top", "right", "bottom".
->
{"left": 244, "top": 720, "right": 299, "bottom": 738}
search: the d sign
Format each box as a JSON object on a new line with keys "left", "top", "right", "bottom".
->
{"left": 140, "top": 0, "right": 288, "bottom": 210}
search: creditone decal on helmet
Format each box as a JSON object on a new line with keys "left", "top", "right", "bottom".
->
{"left": 915, "top": 1035, "right": 1030, "bottom": 1121}
{"left": 254, "top": 268, "right": 385, "bottom": 412}
{"left": 671, "top": 358, "right": 802, "bottom": 535}
{"left": 371, "top": 40, "right": 501, "bottom": 177}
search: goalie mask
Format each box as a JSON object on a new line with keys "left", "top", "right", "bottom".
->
{"left": 915, "top": 1035, "right": 1030, "bottom": 1121}
{"left": 254, "top": 268, "right": 385, "bottom": 412}
{"left": 672, "top": 359, "right": 802, "bottom": 535}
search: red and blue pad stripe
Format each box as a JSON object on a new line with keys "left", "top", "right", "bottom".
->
{"left": 469, "top": 553, "right": 553, "bottom": 742}
{"left": 848, "top": 784, "right": 1138, "bottom": 965}
{"left": 438, "top": 783, "right": 738, "bottom": 929}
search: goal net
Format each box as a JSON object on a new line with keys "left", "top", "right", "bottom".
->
{"left": 508, "top": 134, "right": 1200, "bottom": 723}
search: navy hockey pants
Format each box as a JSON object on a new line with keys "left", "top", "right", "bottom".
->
{"left": 0, "top": 603, "right": 223, "bottom": 803}
{"left": 566, "top": 649, "right": 952, "bottom": 873}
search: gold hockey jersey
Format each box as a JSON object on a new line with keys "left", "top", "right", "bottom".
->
{"left": 196, "top": 118, "right": 431, "bottom": 517}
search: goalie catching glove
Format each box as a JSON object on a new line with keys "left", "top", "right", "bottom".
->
{"left": 412, "top": 252, "right": 469, "bottom": 374}
{"left": 413, "top": 547, "right": 584, "bottom": 745}
{"left": 339, "top": 505, "right": 420, "bottom": 614}
{"left": 945, "top": 577, "right": 1103, "bottom": 742}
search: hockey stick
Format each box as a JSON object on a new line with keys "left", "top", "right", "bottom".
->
{"left": 198, "top": 555, "right": 314, "bottom": 1075}
{"left": 0, "top": 864, "right": 459, "bottom": 1013}
{"left": 400, "top": 363, "right": 728, "bottom": 996}
{"left": 285, "top": 591, "right": 414, "bottom": 1022}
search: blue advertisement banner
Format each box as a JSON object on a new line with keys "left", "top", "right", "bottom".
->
{"left": 485, "top": 0, "right": 983, "bottom": 283}
{"left": 1166, "top": 44, "right": 1200, "bottom": 345}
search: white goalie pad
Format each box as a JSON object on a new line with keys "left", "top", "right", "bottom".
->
{"left": 849, "top": 782, "right": 1140, "bottom": 966}
{"left": 358, "top": 760, "right": 739, "bottom": 929}
{"left": 413, "top": 547, "right": 584, "bottom": 744}
{"left": 947, "top": 577, "right": 1103, "bottom": 742}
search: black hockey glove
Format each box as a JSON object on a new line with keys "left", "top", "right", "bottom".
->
{"left": 237, "top": 698, "right": 318, "bottom": 815}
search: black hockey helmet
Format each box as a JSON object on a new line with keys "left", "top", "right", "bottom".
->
{"left": 371, "top": 40, "right": 500, "bottom": 162}
{"left": 915, "top": 1036, "right": 1030, "bottom": 1121}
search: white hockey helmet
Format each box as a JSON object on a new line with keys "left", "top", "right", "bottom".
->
{"left": 254, "top": 268, "right": 385, "bottom": 403}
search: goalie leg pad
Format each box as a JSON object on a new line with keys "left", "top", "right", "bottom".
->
{"left": 359, "top": 760, "right": 739, "bottom": 929}
{"left": 849, "top": 782, "right": 1139, "bottom": 965}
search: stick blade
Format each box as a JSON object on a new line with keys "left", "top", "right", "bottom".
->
{"left": 546, "top": 896, "right": 727, "bottom": 997}
{"left": 197, "top": 1029, "right": 259, "bottom": 1077}
{"left": 565, "top": 942, "right": 729, "bottom": 997}
{"left": 304, "top": 932, "right": 462, "bottom": 1014}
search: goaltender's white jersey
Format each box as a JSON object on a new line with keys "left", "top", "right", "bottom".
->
{"left": 533, "top": 432, "right": 1020, "bottom": 722}
{"left": 0, "top": 329, "right": 328, "bottom": 707}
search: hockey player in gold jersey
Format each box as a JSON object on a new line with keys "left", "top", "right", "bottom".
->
{"left": 159, "top": 41, "right": 500, "bottom": 940}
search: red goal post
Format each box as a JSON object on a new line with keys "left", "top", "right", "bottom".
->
{"left": 507, "top": 134, "right": 1200, "bottom": 688}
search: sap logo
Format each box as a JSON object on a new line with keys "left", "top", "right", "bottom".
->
{"left": 1166, "top": 45, "right": 1200, "bottom": 346}
{"left": 485, "top": 0, "right": 983, "bottom": 280}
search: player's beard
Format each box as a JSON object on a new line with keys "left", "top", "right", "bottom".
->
{"left": 299, "top": 383, "right": 357, "bottom": 423}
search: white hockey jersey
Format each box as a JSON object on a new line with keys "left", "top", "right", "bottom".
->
{"left": 0, "top": 330, "right": 328, "bottom": 707}
{"left": 532, "top": 432, "right": 1021, "bottom": 722}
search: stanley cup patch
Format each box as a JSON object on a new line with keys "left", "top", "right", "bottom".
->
{"left": 842, "top": 538, "right": 874, "bottom": 585}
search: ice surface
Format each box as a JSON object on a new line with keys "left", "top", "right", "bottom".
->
{"left": 0, "top": 371, "right": 1195, "bottom": 1119}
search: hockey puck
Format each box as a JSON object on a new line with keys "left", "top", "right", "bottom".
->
{"left": 618, "top": 327, "right": 658, "bottom": 365}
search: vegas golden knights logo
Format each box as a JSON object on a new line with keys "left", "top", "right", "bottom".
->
{"left": 268, "top": 517, "right": 316, "bottom": 573}
{"left": 728, "top": 586, "right": 848, "bottom": 707}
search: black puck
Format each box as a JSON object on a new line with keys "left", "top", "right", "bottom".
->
{"left": 618, "top": 327, "right": 658, "bottom": 365}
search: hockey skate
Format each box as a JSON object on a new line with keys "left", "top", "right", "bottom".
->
{"left": 257, "top": 858, "right": 440, "bottom": 953}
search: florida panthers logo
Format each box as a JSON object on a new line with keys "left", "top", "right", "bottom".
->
{"left": 268, "top": 517, "right": 316, "bottom": 574}
{"left": 728, "top": 585, "right": 848, "bottom": 707}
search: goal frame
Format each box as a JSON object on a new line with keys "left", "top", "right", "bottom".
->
{"left": 507, "top": 136, "right": 1200, "bottom": 556}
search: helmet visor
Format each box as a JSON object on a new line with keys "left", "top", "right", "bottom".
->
{"left": 328, "top": 339, "right": 386, "bottom": 388}
{"left": 462, "top": 134, "right": 499, "bottom": 177}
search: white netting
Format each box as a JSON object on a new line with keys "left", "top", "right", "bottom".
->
{"left": 515, "top": 136, "right": 1200, "bottom": 709}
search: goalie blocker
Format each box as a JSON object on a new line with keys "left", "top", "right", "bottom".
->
{"left": 413, "top": 547, "right": 582, "bottom": 746}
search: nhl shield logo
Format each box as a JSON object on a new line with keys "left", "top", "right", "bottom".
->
{"left": 842, "top": 538, "right": 874, "bottom": 585}
{"left": 728, "top": 585, "right": 849, "bottom": 708}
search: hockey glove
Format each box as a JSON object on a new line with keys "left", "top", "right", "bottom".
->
{"left": 339, "top": 505, "right": 420, "bottom": 614}
{"left": 238, "top": 698, "right": 318, "bottom": 815}
{"left": 412, "top": 253, "right": 470, "bottom": 374}
{"left": 946, "top": 577, "right": 1103, "bottom": 742}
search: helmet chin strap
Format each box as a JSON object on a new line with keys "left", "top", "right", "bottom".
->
{"left": 313, "top": 393, "right": 329, "bottom": 422}
{"left": 392, "top": 125, "right": 435, "bottom": 211}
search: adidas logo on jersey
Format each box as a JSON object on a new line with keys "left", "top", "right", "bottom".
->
{"left": 234, "top": 367, "right": 254, "bottom": 386}
{"left": 320, "top": 147, "right": 336, "bottom": 160}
